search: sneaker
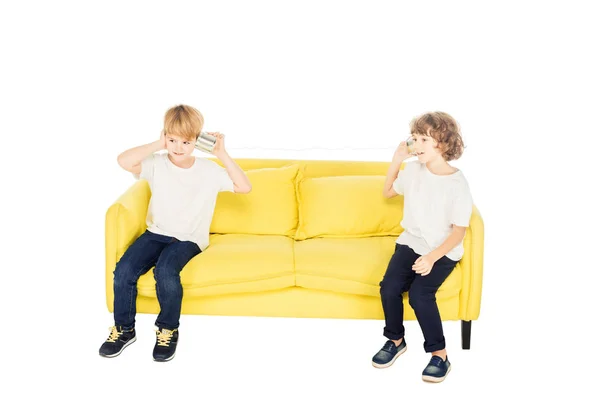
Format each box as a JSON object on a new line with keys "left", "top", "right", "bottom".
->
{"left": 422, "top": 355, "right": 451, "bottom": 383}
{"left": 372, "top": 339, "right": 407, "bottom": 368}
{"left": 99, "top": 326, "right": 136, "bottom": 358}
{"left": 153, "top": 327, "right": 179, "bottom": 362}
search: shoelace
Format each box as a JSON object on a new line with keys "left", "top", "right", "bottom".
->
{"left": 156, "top": 328, "right": 175, "bottom": 347}
{"left": 106, "top": 326, "right": 121, "bottom": 343}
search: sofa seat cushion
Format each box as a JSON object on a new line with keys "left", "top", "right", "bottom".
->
{"left": 137, "top": 234, "right": 295, "bottom": 297}
{"left": 294, "top": 237, "right": 462, "bottom": 300}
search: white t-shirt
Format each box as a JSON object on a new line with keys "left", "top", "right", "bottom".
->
{"left": 392, "top": 161, "right": 473, "bottom": 261}
{"left": 135, "top": 153, "right": 235, "bottom": 251}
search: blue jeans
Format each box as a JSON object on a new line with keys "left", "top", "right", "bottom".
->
{"left": 113, "top": 230, "right": 201, "bottom": 330}
{"left": 379, "top": 243, "right": 456, "bottom": 353}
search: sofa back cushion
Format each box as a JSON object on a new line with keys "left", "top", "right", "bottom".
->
{"left": 210, "top": 164, "right": 300, "bottom": 236}
{"left": 295, "top": 174, "right": 404, "bottom": 240}
{"left": 218, "top": 158, "right": 391, "bottom": 178}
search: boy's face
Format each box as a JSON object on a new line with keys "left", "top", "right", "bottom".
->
{"left": 411, "top": 132, "right": 443, "bottom": 164}
{"left": 166, "top": 134, "right": 195, "bottom": 159}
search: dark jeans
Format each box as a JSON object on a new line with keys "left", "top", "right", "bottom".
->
{"left": 379, "top": 243, "right": 456, "bottom": 353}
{"left": 113, "top": 230, "right": 201, "bottom": 331}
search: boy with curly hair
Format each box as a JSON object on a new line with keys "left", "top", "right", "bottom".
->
{"left": 372, "top": 112, "right": 473, "bottom": 383}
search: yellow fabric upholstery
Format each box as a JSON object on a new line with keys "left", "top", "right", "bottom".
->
{"left": 295, "top": 175, "right": 404, "bottom": 239}
{"left": 213, "top": 158, "right": 392, "bottom": 178}
{"left": 134, "top": 287, "right": 459, "bottom": 321}
{"left": 105, "top": 158, "right": 484, "bottom": 323}
{"left": 137, "top": 234, "right": 295, "bottom": 297}
{"left": 210, "top": 164, "right": 300, "bottom": 236}
{"left": 105, "top": 180, "right": 151, "bottom": 308}
{"left": 294, "top": 237, "right": 461, "bottom": 300}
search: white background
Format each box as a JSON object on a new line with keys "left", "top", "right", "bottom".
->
{"left": 1, "top": 0, "right": 598, "bottom": 397}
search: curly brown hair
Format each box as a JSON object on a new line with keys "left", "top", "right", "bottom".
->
{"left": 409, "top": 111, "right": 465, "bottom": 161}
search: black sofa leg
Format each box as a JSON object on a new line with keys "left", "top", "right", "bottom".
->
{"left": 461, "top": 320, "right": 471, "bottom": 350}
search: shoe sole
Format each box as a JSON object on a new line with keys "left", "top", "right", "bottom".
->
{"left": 153, "top": 351, "right": 176, "bottom": 362}
{"left": 422, "top": 365, "right": 452, "bottom": 383}
{"left": 99, "top": 336, "right": 137, "bottom": 358}
{"left": 371, "top": 345, "right": 407, "bottom": 369}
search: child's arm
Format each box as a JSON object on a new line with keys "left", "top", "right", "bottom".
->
{"left": 383, "top": 142, "right": 412, "bottom": 198}
{"left": 117, "top": 133, "right": 165, "bottom": 174}
{"left": 210, "top": 133, "right": 252, "bottom": 194}
{"left": 412, "top": 225, "right": 467, "bottom": 276}
{"left": 383, "top": 160, "right": 403, "bottom": 198}
{"left": 413, "top": 185, "right": 473, "bottom": 275}
{"left": 219, "top": 153, "right": 252, "bottom": 193}
{"left": 428, "top": 225, "right": 467, "bottom": 262}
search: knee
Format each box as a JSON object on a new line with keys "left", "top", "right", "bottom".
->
{"left": 153, "top": 267, "right": 180, "bottom": 290}
{"left": 113, "top": 260, "right": 135, "bottom": 287}
{"left": 408, "top": 288, "right": 435, "bottom": 310}
{"left": 379, "top": 277, "right": 405, "bottom": 299}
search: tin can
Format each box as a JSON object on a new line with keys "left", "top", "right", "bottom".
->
{"left": 406, "top": 137, "right": 416, "bottom": 155}
{"left": 195, "top": 131, "right": 217, "bottom": 153}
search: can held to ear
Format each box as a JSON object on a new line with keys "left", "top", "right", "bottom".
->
{"left": 406, "top": 136, "right": 416, "bottom": 155}
{"left": 195, "top": 131, "right": 217, "bottom": 153}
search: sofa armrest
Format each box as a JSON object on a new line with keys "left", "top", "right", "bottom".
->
{"left": 105, "top": 180, "right": 151, "bottom": 311}
{"left": 458, "top": 205, "right": 485, "bottom": 320}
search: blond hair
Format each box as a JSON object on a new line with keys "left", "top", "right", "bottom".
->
{"left": 410, "top": 111, "right": 465, "bottom": 161}
{"left": 163, "top": 105, "right": 204, "bottom": 141}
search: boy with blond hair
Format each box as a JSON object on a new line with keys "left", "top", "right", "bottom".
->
{"left": 99, "top": 105, "right": 252, "bottom": 362}
{"left": 372, "top": 111, "right": 473, "bottom": 383}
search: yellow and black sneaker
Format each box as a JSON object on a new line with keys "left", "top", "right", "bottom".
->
{"left": 153, "top": 327, "right": 179, "bottom": 362}
{"left": 99, "top": 326, "right": 136, "bottom": 358}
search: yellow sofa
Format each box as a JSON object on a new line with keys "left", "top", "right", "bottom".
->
{"left": 105, "top": 158, "right": 484, "bottom": 349}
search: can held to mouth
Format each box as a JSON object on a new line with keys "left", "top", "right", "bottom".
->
{"left": 195, "top": 131, "right": 217, "bottom": 154}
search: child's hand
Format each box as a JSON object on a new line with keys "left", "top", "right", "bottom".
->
{"left": 158, "top": 131, "right": 167, "bottom": 150}
{"left": 207, "top": 132, "right": 226, "bottom": 158}
{"left": 412, "top": 254, "right": 435, "bottom": 276}
{"left": 392, "top": 142, "right": 411, "bottom": 164}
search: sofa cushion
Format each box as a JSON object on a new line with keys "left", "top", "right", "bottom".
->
{"left": 210, "top": 164, "right": 300, "bottom": 236}
{"left": 294, "top": 237, "right": 462, "bottom": 300}
{"left": 137, "top": 234, "right": 295, "bottom": 297}
{"left": 295, "top": 175, "right": 404, "bottom": 240}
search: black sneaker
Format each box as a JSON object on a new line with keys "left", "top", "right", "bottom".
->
{"left": 99, "top": 326, "right": 136, "bottom": 358}
{"left": 422, "top": 355, "right": 451, "bottom": 383}
{"left": 372, "top": 339, "right": 407, "bottom": 368}
{"left": 153, "top": 327, "right": 179, "bottom": 362}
